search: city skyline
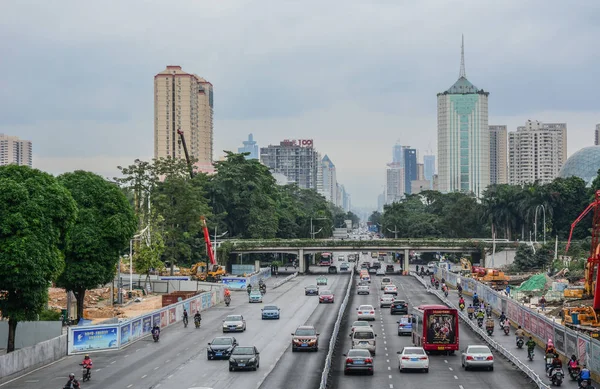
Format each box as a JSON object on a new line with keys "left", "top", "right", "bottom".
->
{"left": 2, "top": 2, "right": 600, "bottom": 207}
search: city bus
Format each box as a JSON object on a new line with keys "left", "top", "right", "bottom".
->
{"left": 319, "top": 252, "right": 332, "bottom": 266}
{"left": 411, "top": 304, "right": 459, "bottom": 355}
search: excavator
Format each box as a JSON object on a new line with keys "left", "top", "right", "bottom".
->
{"left": 564, "top": 190, "right": 600, "bottom": 336}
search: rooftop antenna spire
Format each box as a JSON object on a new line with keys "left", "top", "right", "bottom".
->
{"left": 459, "top": 34, "right": 466, "bottom": 78}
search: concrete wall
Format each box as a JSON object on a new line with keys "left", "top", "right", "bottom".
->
{"left": 0, "top": 334, "right": 67, "bottom": 384}
{"left": 0, "top": 321, "right": 62, "bottom": 349}
{"left": 484, "top": 248, "right": 516, "bottom": 268}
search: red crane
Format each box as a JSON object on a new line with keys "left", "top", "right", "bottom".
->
{"left": 566, "top": 190, "right": 600, "bottom": 311}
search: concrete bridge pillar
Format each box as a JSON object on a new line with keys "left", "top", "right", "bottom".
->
{"left": 299, "top": 248, "right": 305, "bottom": 273}
{"left": 403, "top": 249, "right": 410, "bottom": 273}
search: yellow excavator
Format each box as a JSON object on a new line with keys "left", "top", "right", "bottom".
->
{"left": 188, "top": 262, "right": 226, "bottom": 281}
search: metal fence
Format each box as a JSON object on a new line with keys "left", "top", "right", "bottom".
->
{"left": 434, "top": 267, "right": 600, "bottom": 379}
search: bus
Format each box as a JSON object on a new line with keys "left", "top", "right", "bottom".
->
{"left": 319, "top": 252, "right": 332, "bottom": 266}
{"left": 411, "top": 304, "right": 459, "bottom": 355}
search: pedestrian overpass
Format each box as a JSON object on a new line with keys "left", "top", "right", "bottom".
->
{"left": 227, "top": 239, "right": 516, "bottom": 273}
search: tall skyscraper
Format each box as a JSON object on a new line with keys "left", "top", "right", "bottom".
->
{"left": 154, "top": 66, "right": 214, "bottom": 169}
{"left": 386, "top": 164, "right": 404, "bottom": 204}
{"left": 437, "top": 37, "right": 490, "bottom": 197}
{"left": 238, "top": 133, "right": 258, "bottom": 159}
{"left": 508, "top": 120, "right": 567, "bottom": 185}
{"left": 0, "top": 134, "right": 32, "bottom": 167}
{"left": 260, "top": 139, "right": 319, "bottom": 189}
{"left": 403, "top": 148, "right": 417, "bottom": 195}
{"left": 320, "top": 155, "right": 338, "bottom": 204}
{"left": 595, "top": 124, "right": 600, "bottom": 146}
{"left": 423, "top": 155, "right": 436, "bottom": 189}
{"left": 489, "top": 125, "right": 508, "bottom": 185}
{"left": 392, "top": 144, "right": 404, "bottom": 165}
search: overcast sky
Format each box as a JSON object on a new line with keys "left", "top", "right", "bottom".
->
{"left": 2, "top": 0, "right": 600, "bottom": 207}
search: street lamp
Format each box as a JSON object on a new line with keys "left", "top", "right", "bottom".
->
{"left": 212, "top": 227, "right": 228, "bottom": 264}
{"left": 128, "top": 226, "right": 149, "bottom": 293}
{"left": 310, "top": 217, "right": 327, "bottom": 239}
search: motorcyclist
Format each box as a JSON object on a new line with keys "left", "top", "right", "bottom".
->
{"left": 194, "top": 310, "right": 201, "bottom": 324}
{"left": 515, "top": 326, "right": 525, "bottom": 344}
{"left": 435, "top": 280, "right": 440, "bottom": 289}
{"left": 485, "top": 317, "right": 495, "bottom": 332}
{"left": 485, "top": 304, "right": 493, "bottom": 317}
{"left": 499, "top": 311, "right": 507, "bottom": 323}
{"left": 467, "top": 304, "right": 475, "bottom": 319}
{"left": 579, "top": 364, "right": 592, "bottom": 386}
{"left": 472, "top": 293, "right": 479, "bottom": 306}
{"left": 441, "top": 277, "right": 446, "bottom": 285}
{"left": 526, "top": 337, "right": 536, "bottom": 357}
{"left": 568, "top": 354, "right": 579, "bottom": 375}
{"left": 152, "top": 324, "right": 160, "bottom": 335}
{"left": 459, "top": 296, "right": 465, "bottom": 306}
{"left": 247, "top": 284, "right": 252, "bottom": 294}
{"left": 183, "top": 309, "right": 189, "bottom": 325}
{"left": 476, "top": 309, "right": 485, "bottom": 324}
{"left": 259, "top": 279, "right": 265, "bottom": 287}
{"left": 64, "top": 373, "right": 80, "bottom": 389}
{"left": 457, "top": 284, "right": 463, "bottom": 295}
{"left": 547, "top": 355, "right": 562, "bottom": 377}
{"left": 224, "top": 288, "right": 231, "bottom": 298}
{"left": 545, "top": 339, "right": 557, "bottom": 357}
{"left": 81, "top": 354, "right": 92, "bottom": 376}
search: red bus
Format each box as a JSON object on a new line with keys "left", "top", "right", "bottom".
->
{"left": 319, "top": 252, "right": 332, "bottom": 266}
{"left": 411, "top": 304, "right": 459, "bottom": 355}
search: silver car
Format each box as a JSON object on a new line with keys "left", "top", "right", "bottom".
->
{"left": 357, "top": 284, "right": 370, "bottom": 295}
{"left": 461, "top": 345, "right": 494, "bottom": 371}
{"left": 222, "top": 315, "right": 246, "bottom": 333}
{"left": 343, "top": 348, "right": 374, "bottom": 375}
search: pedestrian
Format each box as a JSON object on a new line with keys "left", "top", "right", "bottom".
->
{"left": 539, "top": 296, "right": 547, "bottom": 312}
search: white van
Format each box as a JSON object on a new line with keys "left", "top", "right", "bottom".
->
{"left": 351, "top": 327, "right": 377, "bottom": 355}
{"left": 381, "top": 277, "right": 392, "bottom": 290}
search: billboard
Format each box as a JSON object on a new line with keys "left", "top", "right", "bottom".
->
{"left": 71, "top": 326, "right": 119, "bottom": 353}
{"left": 426, "top": 313, "right": 456, "bottom": 344}
{"left": 120, "top": 323, "right": 131, "bottom": 345}
{"left": 222, "top": 277, "right": 247, "bottom": 290}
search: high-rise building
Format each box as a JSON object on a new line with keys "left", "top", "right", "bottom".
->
{"left": 386, "top": 164, "right": 404, "bottom": 204}
{"left": 423, "top": 155, "right": 436, "bottom": 182}
{"left": 404, "top": 148, "right": 417, "bottom": 195}
{"left": 377, "top": 192, "right": 385, "bottom": 212}
{"left": 595, "top": 124, "right": 600, "bottom": 146}
{"left": 320, "top": 155, "right": 338, "bottom": 204}
{"left": 0, "top": 134, "right": 32, "bottom": 167}
{"left": 154, "top": 65, "right": 214, "bottom": 170}
{"left": 489, "top": 125, "right": 508, "bottom": 185}
{"left": 238, "top": 133, "right": 258, "bottom": 159}
{"left": 260, "top": 139, "right": 319, "bottom": 189}
{"left": 392, "top": 144, "right": 404, "bottom": 165}
{"left": 437, "top": 37, "right": 490, "bottom": 197}
{"left": 508, "top": 120, "right": 567, "bottom": 185}
{"left": 417, "top": 163, "right": 425, "bottom": 181}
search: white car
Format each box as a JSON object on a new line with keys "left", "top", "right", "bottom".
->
{"left": 461, "top": 345, "right": 494, "bottom": 371}
{"left": 350, "top": 320, "right": 372, "bottom": 334}
{"left": 384, "top": 285, "right": 398, "bottom": 295}
{"left": 357, "top": 284, "right": 370, "bottom": 295}
{"left": 357, "top": 305, "right": 376, "bottom": 321}
{"left": 397, "top": 347, "right": 429, "bottom": 373}
{"left": 380, "top": 277, "right": 392, "bottom": 290}
{"left": 376, "top": 268, "right": 385, "bottom": 276}
{"left": 222, "top": 315, "right": 247, "bottom": 333}
{"left": 380, "top": 295, "right": 394, "bottom": 308}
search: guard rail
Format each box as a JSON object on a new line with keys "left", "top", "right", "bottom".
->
{"left": 319, "top": 267, "right": 354, "bottom": 389}
{"left": 411, "top": 272, "right": 551, "bottom": 389}
{"left": 273, "top": 272, "right": 298, "bottom": 289}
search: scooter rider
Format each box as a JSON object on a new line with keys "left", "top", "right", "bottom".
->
{"left": 64, "top": 373, "right": 80, "bottom": 389}
{"left": 515, "top": 326, "right": 525, "bottom": 344}
{"left": 526, "top": 336, "right": 536, "bottom": 356}
{"left": 224, "top": 288, "right": 231, "bottom": 298}
{"left": 472, "top": 293, "right": 479, "bottom": 306}
{"left": 568, "top": 354, "right": 579, "bottom": 375}
{"left": 499, "top": 311, "right": 507, "bottom": 323}
{"left": 81, "top": 354, "right": 92, "bottom": 377}
{"left": 457, "top": 284, "right": 463, "bottom": 295}
{"left": 247, "top": 284, "right": 252, "bottom": 295}
{"left": 183, "top": 309, "right": 189, "bottom": 325}
{"left": 579, "top": 364, "right": 592, "bottom": 386}
{"left": 459, "top": 296, "right": 465, "bottom": 306}
{"left": 194, "top": 310, "right": 201, "bottom": 324}
{"left": 548, "top": 355, "right": 562, "bottom": 374}
{"left": 152, "top": 324, "right": 160, "bottom": 339}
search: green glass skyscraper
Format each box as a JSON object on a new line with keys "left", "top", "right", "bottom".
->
{"left": 437, "top": 37, "right": 490, "bottom": 197}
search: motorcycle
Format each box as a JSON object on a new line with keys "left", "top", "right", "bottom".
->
{"left": 568, "top": 366, "right": 580, "bottom": 381}
{"left": 548, "top": 367, "right": 564, "bottom": 386}
{"left": 459, "top": 303, "right": 465, "bottom": 311}
{"left": 225, "top": 295, "right": 231, "bottom": 307}
{"left": 527, "top": 348, "right": 534, "bottom": 361}
{"left": 80, "top": 364, "right": 91, "bottom": 382}
{"left": 503, "top": 324, "right": 510, "bottom": 336}
{"left": 486, "top": 326, "right": 494, "bottom": 336}
{"left": 477, "top": 317, "right": 483, "bottom": 328}
{"left": 183, "top": 316, "right": 188, "bottom": 328}
{"left": 444, "top": 289, "right": 449, "bottom": 298}
{"left": 260, "top": 285, "right": 266, "bottom": 294}
{"left": 579, "top": 379, "right": 594, "bottom": 388}
{"left": 516, "top": 337, "right": 524, "bottom": 349}
{"left": 194, "top": 317, "right": 201, "bottom": 328}
{"left": 435, "top": 282, "right": 439, "bottom": 290}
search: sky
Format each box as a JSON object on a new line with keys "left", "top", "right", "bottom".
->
{"left": 2, "top": 0, "right": 600, "bottom": 208}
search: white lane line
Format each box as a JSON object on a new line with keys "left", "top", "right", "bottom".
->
{"left": 185, "top": 347, "right": 189, "bottom": 350}
{"left": 387, "top": 359, "right": 390, "bottom": 362}
{"left": 127, "top": 385, "right": 133, "bottom": 388}
{"left": 110, "top": 360, "right": 116, "bottom": 364}
{"left": 178, "top": 366, "right": 183, "bottom": 370}
{"left": 384, "top": 341, "right": 387, "bottom": 344}
{"left": 154, "top": 366, "right": 159, "bottom": 370}
{"left": 385, "top": 347, "right": 388, "bottom": 351}
{"left": 166, "top": 359, "right": 171, "bottom": 363}
{"left": 449, "top": 367, "right": 453, "bottom": 371}
{"left": 459, "top": 386, "right": 464, "bottom": 389}
{"left": 454, "top": 375, "right": 458, "bottom": 379}
{"left": 168, "top": 374, "right": 173, "bottom": 379}
{"left": 156, "top": 385, "right": 161, "bottom": 388}
{"left": 386, "top": 353, "right": 389, "bottom": 357}
{"left": 177, "top": 353, "right": 181, "bottom": 356}
{"left": 388, "top": 366, "right": 391, "bottom": 370}
{"left": 390, "top": 385, "right": 393, "bottom": 389}
{"left": 95, "top": 368, "right": 102, "bottom": 372}
{"left": 125, "top": 354, "right": 129, "bottom": 358}
{"left": 141, "top": 374, "right": 147, "bottom": 378}
{"left": 444, "top": 359, "right": 448, "bottom": 363}
{"left": 389, "top": 374, "right": 392, "bottom": 379}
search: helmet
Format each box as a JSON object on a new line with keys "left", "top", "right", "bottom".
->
{"left": 85, "top": 354, "right": 89, "bottom": 357}
{"left": 547, "top": 339, "right": 554, "bottom": 347}
{"left": 69, "top": 373, "right": 75, "bottom": 378}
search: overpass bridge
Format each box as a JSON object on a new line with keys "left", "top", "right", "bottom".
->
{"left": 227, "top": 239, "right": 518, "bottom": 273}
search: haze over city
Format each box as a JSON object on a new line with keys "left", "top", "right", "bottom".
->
{"left": 2, "top": 0, "right": 600, "bottom": 206}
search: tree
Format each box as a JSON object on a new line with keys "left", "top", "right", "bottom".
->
{"left": 0, "top": 165, "right": 77, "bottom": 352}
{"left": 56, "top": 171, "right": 137, "bottom": 320}
{"left": 133, "top": 214, "right": 166, "bottom": 281}
{"left": 368, "top": 211, "right": 382, "bottom": 226}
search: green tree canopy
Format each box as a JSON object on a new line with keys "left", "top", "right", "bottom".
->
{"left": 56, "top": 171, "right": 137, "bottom": 319}
{"left": 0, "top": 165, "right": 77, "bottom": 352}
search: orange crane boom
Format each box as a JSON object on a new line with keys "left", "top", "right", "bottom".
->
{"left": 201, "top": 216, "right": 216, "bottom": 265}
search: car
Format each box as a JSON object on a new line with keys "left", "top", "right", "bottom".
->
{"left": 397, "top": 346, "right": 429, "bottom": 373}
{"left": 305, "top": 285, "right": 319, "bottom": 295}
{"left": 362, "top": 251, "right": 369, "bottom": 255}
{"left": 390, "top": 300, "right": 408, "bottom": 315}
{"left": 357, "top": 305, "right": 376, "bottom": 321}
{"left": 249, "top": 290, "right": 263, "bottom": 303}
{"left": 350, "top": 320, "right": 372, "bottom": 333}
{"left": 368, "top": 267, "right": 377, "bottom": 274}
{"left": 385, "top": 264, "right": 395, "bottom": 274}
{"left": 380, "top": 277, "right": 392, "bottom": 290}
{"left": 384, "top": 285, "right": 398, "bottom": 295}
{"left": 461, "top": 345, "right": 494, "bottom": 371}
{"left": 316, "top": 276, "right": 328, "bottom": 286}
{"left": 380, "top": 295, "right": 394, "bottom": 308}
{"left": 207, "top": 336, "right": 237, "bottom": 360}
{"left": 261, "top": 305, "right": 280, "bottom": 319}
{"left": 291, "top": 325, "right": 319, "bottom": 351}
{"left": 319, "top": 289, "right": 334, "bottom": 303}
{"left": 376, "top": 268, "right": 386, "bottom": 276}
{"left": 338, "top": 255, "right": 345, "bottom": 260}
{"left": 360, "top": 262, "right": 369, "bottom": 269}
{"left": 396, "top": 315, "right": 413, "bottom": 335}
{"left": 357, "top": 284, "right": 370, "bottom": 295}
{"left": 222, "top": 315, "right": 246, "bottom": 333}
{"left": 350, "top": 327, "right": 377, "bottom": 355}
{"left": 343, "top": 348, "right": 374, "bottom": 375}
{"left": 340, "top": 262, "right": 350, "bottom": 271}
{"left": 371, "top": 261, "right": 381, "bottom": 269}
{"left": 228, "top": 346, "right": 260, "bottom": 371}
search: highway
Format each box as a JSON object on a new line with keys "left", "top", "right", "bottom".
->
{"left": 329, "top": 258, "right": 537, "bottom": 389}
{"left": 4, "top": 270, "right": 351, "bottom": 389}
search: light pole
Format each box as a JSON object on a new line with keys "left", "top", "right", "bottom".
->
{"left": 213, "top": 227, "right": 228, "bottom": 264}
{"left": 310, "top": 217, "right": 327, "bottom": 239}
{"left": 387, "top": 225, "right": 399, "bottom": 239}
{"left": 534, "top": 205, "right": 547, "bottom": 244}
{"left": 128, "top": 226, "right": 149, "bottom": 294}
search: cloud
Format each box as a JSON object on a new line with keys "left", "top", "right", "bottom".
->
{"left": 1, "top": 0, "right": 600, "bottom": 206}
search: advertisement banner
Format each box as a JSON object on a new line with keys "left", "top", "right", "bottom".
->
{"left": 578, "top": 337, "right": 589, "bottom": 365}
{"left": 120, "top": 323, "right": 131, "bottom": 346}
{"left": 168, "top": 307, "right": 176, "bottom": 325}
{"left": 201, "top": 292, "right": 211, "bottom": 310}
{"left": 543, "top": 320, "right": 554, "bottom": 343}
{"left": 591, "top": 341, "right": 600, "bottom": 374}
{"left": 501, "top": 299, "right": 507, "bottom": 317}
{"left": 566, "top": 331, "right": 577, "bottom": 358}
{"left": 554, "top": 327, "right": 565, "bottom": 353}
{"left": 518, "top": 306, "right": 524, "bottom": 327}
{"left": 131, "top": 319, "right": 142, "bottom": 340}
{"left": 426, "top": 312, "right": 457, "bottom": 344}
{"left": 160, "top": 311, "right": 168, "bottom": 327}
{"left": 142, "top": 315, "right": 152, "bottom": 335}
{"left": 221, "top": 277, "right": 247, "bottom": 290}
{"left": 71, "top": 326, "right": 119, "bottom": 353}
{"left": 152, "top": 312, "right": 161, "bottom": 328}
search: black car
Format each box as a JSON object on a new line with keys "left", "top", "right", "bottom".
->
{"left": 390, "top": 300, "right": 408, "bottom": 315}
{"left": 360, "top": 262, "right": 369, "bottom": 269}
{"left": 385, "top": 264, "right": 395, "bottom": 274}
{"left": 305, "top": 285, "right": 319, "bottom": 295}
{"left": 371, "top": 261, "right": 381, "bottom": 269}
{"left": 229, "top": 346, "right": 260, "bottom": 371}
{"left": 207, "top": 336, "right": 237, "bottom": 360}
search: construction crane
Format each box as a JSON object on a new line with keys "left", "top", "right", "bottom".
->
{"left": 177, "top": 129, "right": 194, "bottom": 179}
{"left": 566, "top": 190, "right": 600, "bottom": 311}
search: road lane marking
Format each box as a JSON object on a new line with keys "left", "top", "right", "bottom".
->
{"left": 449, "top": 367, "right": 453, "bottom": 371}
{"left": 166, "top": 360, "right": 171, "bottom": 363}
{"left": 386, "top": 353, "right": 389, "bottom": 356}
{"left": 444, "top": 360, "right": 448, "bottom": 363}
{"left": 96, "top": 368, "right": 102, "bottom": 372}
{"left": 389, "top": 375, "right": 392, "bottom": 379}
{"left": 388, "top": 366, "right": 391, "bottom": 370}
{"left": 125, "top": 354, "right": 129, "bottom": 358}
{"left": 142, "top": 375, "right": 147, "bottom": 378}
{"left": 110, "top": 360, "right": 116, "bottom": 364}
{"left": 385, "top": 347, "right": 388, "bottom": 351}
{"left": 387, "top": 359, "right": 390, "bottom": 362}
{"left": 154, "top": 366, "right": 159, "bottom": 370}
{"left": 459, "top": 386, "right": 464, "bottom": 389}
{"left": 454, "top": 375, "right": 458, "bottom": 379}
{"left": 390, "top": 385, "right": 393, "bottom": 388}
{"left": 24, "top": 381, "right": 39, "bottom": 383}
{"left": 177, "top": 353, "right": 181, "bottom": 356}
{"left": 127, "top": 385, "right": 133, "bottom": 388}
{"left": 168, "top": 374, "right": 173, "bottom": 379}
{"left": 384, "top": 341, "right": 387, "bottom": 344}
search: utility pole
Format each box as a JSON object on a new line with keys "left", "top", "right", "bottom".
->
{"left": 387, "top": 225, "right": 399, "bottom": 239}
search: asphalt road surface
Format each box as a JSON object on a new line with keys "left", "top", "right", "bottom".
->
{"left": 3, "top": 273, "right": 351, "bottom": 389}
{"left": 329, "top": 272, "right": 538, "bottom": 389}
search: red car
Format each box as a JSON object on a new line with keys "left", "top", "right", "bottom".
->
{"left": 319, "top": 290, "right": 335, "bottom": 303}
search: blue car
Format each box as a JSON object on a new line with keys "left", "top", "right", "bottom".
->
{"left": 249, "top": 290, "right": 263, "bottom": 303}
{"left": 261, "top": 305, "right": 280, "bottom": 320}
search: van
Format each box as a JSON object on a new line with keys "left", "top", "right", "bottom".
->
{"left": 381, "top": 277, "right": 392, "bottom": 290}
{"left": 351, "top": 327, "right": 377, "bottom": 355}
